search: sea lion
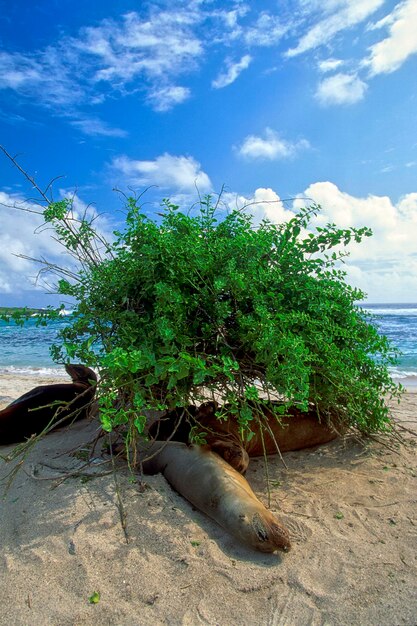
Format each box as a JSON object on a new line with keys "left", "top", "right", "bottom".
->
{"left": 0, "top": 364, "right": 97, "bottom": 445}
{"left": 141, "top": 441, "right": 291, "bottom": 553}
{"left": 197, "top": 401, "right": 340, "bottom": 454}
{"left": 148, "top": 401, "right": 340, "bottom": 472}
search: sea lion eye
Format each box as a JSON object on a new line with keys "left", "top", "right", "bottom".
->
{"left": 256, "top": 528, "right": 268, "bottom": 542}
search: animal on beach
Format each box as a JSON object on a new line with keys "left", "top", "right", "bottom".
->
{"left": 141, "top": 400, "right": 340, "bottom": 551}
{"left": 141, "top": 440, "right": 291, "bottom": 553}
{"left": 149, "top": 400, "right": 340, "bottom": 473}
{"left": 0, "top": 364, "right": 97, "bottom": 445}
{"left": 1, "top": 373, "right": 339, "bottom": 553}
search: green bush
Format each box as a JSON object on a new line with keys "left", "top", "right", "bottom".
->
{"left": 40, "top": 195, "right": 401, "bottom": 438}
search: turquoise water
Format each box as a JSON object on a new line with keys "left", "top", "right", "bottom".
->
{"left": 0, "top": 305, "right": 416, "bottom": 384}
{"left": 364, "top": 303, "right": 417, "bottom": 386}
{"left": 0, "top": 315, "right": 72, "bottom": 377}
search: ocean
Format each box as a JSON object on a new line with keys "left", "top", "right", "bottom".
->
{"left": 0, "top": 304, "right": 416, "bottom": 386}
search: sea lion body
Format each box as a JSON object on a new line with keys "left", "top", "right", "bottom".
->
{"left": 197, "top": 402, "right": 339, "bottom": 456}
{"left": 0, "top": 364, "right": 97, "bottom": 445}
{"left": 149, "top": 402, "right": 340, "bottom": 472}
{"left": 142, "top": 441, "right": 291, "bottom": 553}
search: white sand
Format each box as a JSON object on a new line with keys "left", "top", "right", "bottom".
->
{"left": 0, "top": 375, "right": 416, "bottom": 626}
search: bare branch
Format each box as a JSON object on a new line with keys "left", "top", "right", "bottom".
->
{"left": 0, "top": 144, "right": 55, "bottom": 204}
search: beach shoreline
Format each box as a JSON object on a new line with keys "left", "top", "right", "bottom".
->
{"left": 1, "top": 376, "right": 416, "bottom": 625}
{"left": 0, "top": 371, "right": 70, "bottom": 406}
{"left": 1, "top": 369, "right": 416, "bottom": 397}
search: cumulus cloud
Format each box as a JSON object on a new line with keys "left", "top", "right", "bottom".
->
{"left": 222, "top": 188, "right": 294, "bottom": 226}
{"left": 237, "top": 128, "right": 310, "bottom": 160}
{"left": 212, "top": 55, "right": 252, "bottom": 89}
{"left": 286, "top": 0, "right": 385, "bottom": 57}
{"left": 364, "top": 0, "right": 417, "bottom": 75}
{"left": 292, "top": 181, "right": 417, "bottom": 301}
{"left": 222, "top": 180, "right": 417, "bottom": 301}
{"left": 0, "top": 192, "right": 67, "bottom": 295}
{"left": 2, "top": 180, "right": 417, "bottom": 303}
{"left": 111, "top": 153, "right": 212, "bottom": 192}
{"left": 0, "top": 190, "right": 113, "bottom": 297}
{"left": 315, "top": 73, "right": 368, "bottom": 105}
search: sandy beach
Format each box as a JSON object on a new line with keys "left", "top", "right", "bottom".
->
{"left": 0, "top": 374, "right": 416, "bottom": 626}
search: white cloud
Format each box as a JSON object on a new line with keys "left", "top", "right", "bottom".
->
{"left": 315, "top": 72, "right": 367, "bottom": 105}
{"left": 0, "top": 190, "right": 113, "bottom": 297}
{"left": 211, "top": 8, "right": 288, "bottom": 47}
{"left": 2, "top": 0, "right": 413, "bottom": 126}
{"left": 286, "top": 0, "right": 385, "bottom": 57}
{"left": 0, "top": 5, "right": 307, "bottom": 122}
{"left": 0, "top": 8, "right": 203, "bottom": 117}
{"left": 318, "top": 58, "right": 344, "bottom": 72}
{"left": 243, "top": 13, "right": 288, "bottom": 46}
{"left": 237, "top": 128, "right": 310, "bottom": 160}
{"left": 364, "top": 0, "right": 417, "bottom": 75}
{"left": 398, "top": 191, "right": 417, "bottom": 221}
{"left": 0, "top": 48, "right": 84, "bottom": 108}
{"left": 70, "top": 117, "right": 128, "bottom": 137}
{"left": 223, "top": 187, "right": 294, "bottom": 226}
{"left": 147, "top": 85, "right": 191, "bottom": 111}
{"left": 216, "top": 6, "right": 250, "bottom": 30}
{"left": 221, "top": 180, "right": 417, "bottom": 301}
{"left": 292, "top": 181, "right": 417, "bottom": 301}
{"left": 82, "top": 11, "right": 203, "bottom": 84}
{"left": 2, "top": 180, "right": 417, "bottom": 303}
{"left": 293, "top": 182, "right": 398, "bottom": 233}
{"left": 112, "top": 153, "right": 212, "bottom": 192}
{"left": 0, "top": 192, "right": 66, "bottom": 295}
{"left": 0, "top": 51, "right": 41, "bottom": 89}
{"left": 212, "top": 55, "right": 252, "bottom": 89}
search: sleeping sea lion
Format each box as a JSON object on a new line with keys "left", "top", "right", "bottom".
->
{"left": 141, "top": 441, "right": 291, "bottom": 553}
{"left": 0, "top": 364, "right": 97, "bottom": 445}
{"left": 196, "top": 401, "right": 340, "bottom": 455}
{"left": 149, "top": 401, "right": 340, "bottom": 473}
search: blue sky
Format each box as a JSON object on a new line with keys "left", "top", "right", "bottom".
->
{"left": 1, "top": 0, "right": 417, "bottom": 306}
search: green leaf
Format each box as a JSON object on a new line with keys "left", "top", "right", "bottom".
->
{"left": 134, "top": 415, "right": 146, "bottom": 434}
{"left": 88, "top": 591, "right": 100, "bottom": 604}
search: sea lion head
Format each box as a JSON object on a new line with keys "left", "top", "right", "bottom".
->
{"left": 251, "top": 512, "right": 292, "bottom": 553}
{"left": 65, "top": 364, "right": 97, "bottom": 386}
{"left": 209, "top": 439, "right": 250, "bottom": 474}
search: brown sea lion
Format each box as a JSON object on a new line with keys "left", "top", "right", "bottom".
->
{"left": 0, "top": 364, "right": 97, "bottom": 445}
{"left": 141, "top": 440, "right": 291, "bottom": 553}
{"left": 149, "top": 401, "right": 340, "bottom": 473}
{"left": 197, "top": 401, "right": 340, "bottom": 454}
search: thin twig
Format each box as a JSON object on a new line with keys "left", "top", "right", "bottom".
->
{"left": 109, "top": 438, "right": 130, "bottom": 544}
{"left": 0, "top": 145, "right": 51, "bottom": 203}
{"left": 24, "top": 465, "right": 112, "bottom": 482}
